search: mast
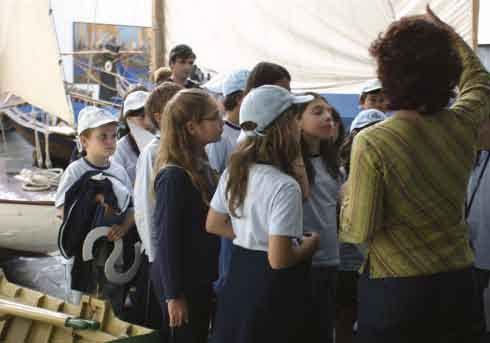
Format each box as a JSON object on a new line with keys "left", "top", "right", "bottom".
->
{"left": 151, "top": 0, "right": 166, "bottom": 78}
{"left": 473, "top": 0, "right": 479, "bottom": 49}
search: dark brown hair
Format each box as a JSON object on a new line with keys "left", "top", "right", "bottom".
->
{"left": 244, "top": 62, "right": 291, "bottom": 95}
{"left": 169, "top": 44, "right": 196, "bottom": 64}
{"left": 369, "top": 16, "right": 462, "bottom": 114}
{"left": 296, "top": 93, "right": 345, "bottom": 182}
{"left": 223, "top": 91, "right": 244, "bottom": 112}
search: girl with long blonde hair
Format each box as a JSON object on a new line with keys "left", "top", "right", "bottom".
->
{"left": 151, "top": 88, "right": 223, "bottom": 342}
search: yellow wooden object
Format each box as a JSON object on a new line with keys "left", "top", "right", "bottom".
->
{"left": 0, "top": 269, "right": 152, "bottom": 342}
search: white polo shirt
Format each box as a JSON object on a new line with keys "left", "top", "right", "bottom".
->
{"left": 133, "top": 136, "right": 160, "bottom": 262}
{"left": 211, "top": 164, "right": 303, "bottom": 252}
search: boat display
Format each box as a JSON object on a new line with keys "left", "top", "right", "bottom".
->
{"left": 0, "top": 268, "right": 157, "bottom": 342}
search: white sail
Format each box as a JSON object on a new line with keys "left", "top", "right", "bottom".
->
{"left": 0, "top": 0, "right": 74, "bottom": 126}
{"left": 164, "top": 0, "right": 477, "bottom": 93}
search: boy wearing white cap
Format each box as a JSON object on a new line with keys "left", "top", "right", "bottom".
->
{"left": 55, "top": 106, "right": 136, "bottom": 316}
{"left": 112, "top": 90, "right": 153, "bottom": 185}
{"left": 207, "top": 85, "right": 319, "bottom": 342}
{"left": 359, "top": 79, "right": 388, "bottom": 113}
{"left": 55, "top": 106, "right": 134, "bottom": 237}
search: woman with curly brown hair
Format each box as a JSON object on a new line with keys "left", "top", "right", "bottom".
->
{"left": 339, "top": 7, "right": 490, "bottom": 343}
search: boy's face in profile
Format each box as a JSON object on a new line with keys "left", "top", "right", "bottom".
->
{"left": 80, "top": 123, "right": 118, "bottom": 160}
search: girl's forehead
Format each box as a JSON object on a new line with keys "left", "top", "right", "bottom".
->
{"left": 307, "top": 97, "right": 331, "bottom": 109}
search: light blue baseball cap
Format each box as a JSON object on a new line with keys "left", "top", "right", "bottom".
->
{"left": 239, "top": 85, "right": 313, "bottom": 137}
{"left": 222, "top": 69, "right": 250, "bottom": 97}
{"left": 350, "top": 109, "right": 386, "bottom": 133}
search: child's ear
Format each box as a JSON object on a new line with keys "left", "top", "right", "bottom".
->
{"left": 185, "top": 121, "right": 197, "bottom": 136}
{"left": 154, "top": 112, "right": 162, "bottom": 125}
{"left": 79, "top": 135, "right": 88, "bottom": 149}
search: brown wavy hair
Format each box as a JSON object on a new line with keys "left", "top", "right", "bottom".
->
{"left": 145, "top": 81, "right": 183, "bottom": 128}
{"left": 244, "top": 62, "right": 291, "bottom": 95}
{"left": 296, "top": 93, "right": 345, "bottom": 182}
{"left": 226, "top": 108, "right": 300, "bottom": 217}
{"left": 154, "top": 88, "right": 218, "bottom": 203}
{"left": 369, "top": 16, "right": 462, "bottom": 114}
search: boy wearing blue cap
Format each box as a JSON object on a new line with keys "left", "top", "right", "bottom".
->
{"left": 205, "top": 69, "right": 250, "bottom": 294}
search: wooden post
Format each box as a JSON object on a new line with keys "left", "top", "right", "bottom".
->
{"left": 473, "top": 0, "right": 479, "bottom": 49}
{"left": 151, "top": 0, "right": 166, "bottom": 79}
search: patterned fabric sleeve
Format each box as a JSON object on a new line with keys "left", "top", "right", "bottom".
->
{"left": 339, "top": 133, "right": 384, "bottom": 244}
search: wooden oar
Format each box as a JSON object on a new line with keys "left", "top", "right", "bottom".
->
{"left": 0, "top": 298, "right": 99, "bottom": 330}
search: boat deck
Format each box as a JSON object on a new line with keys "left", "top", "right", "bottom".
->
{"left": 0, "top": 129, "right": 55, "bottom": 205}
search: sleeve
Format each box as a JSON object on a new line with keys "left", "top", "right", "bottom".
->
{"left": 210, "top": 171, "right": 229, "bottom": 214}
{"left": 206, "top": 140, "right": 226, "bottom": 174}
{"left": 153, "top": 167, "right": 187, "bottom": 300}
{"left": 339, "top": 133, "right": 384, "bottom": 244}
{"left": 450, "top": 37, "right": 490, "bottom": 127}
{"left": 268, "top": 181, "right": 303, "bottom": 238}
{"left": 55, "top": 165, "right": 78, "bottom": 208}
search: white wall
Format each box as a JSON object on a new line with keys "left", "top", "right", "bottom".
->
{"left": 50, "top": 0, "right": 151, "bottom": 82}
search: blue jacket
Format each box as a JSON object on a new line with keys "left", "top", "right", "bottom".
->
{"left": 152, "top": 166, "right": 219, "bottom": 300}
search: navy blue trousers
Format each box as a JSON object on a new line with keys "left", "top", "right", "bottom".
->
{"left": 356, "top": 267, "right": 485, "bottom": 343}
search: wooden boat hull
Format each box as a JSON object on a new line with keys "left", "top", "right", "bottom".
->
{"left": 6, "top": 118, "right": 75, "bottom": 169}
{"left": 0, "top": 269, "right": 154, "bottom": 342}
{"left": 0, "top": 202, "right": 59, "bottom": 253}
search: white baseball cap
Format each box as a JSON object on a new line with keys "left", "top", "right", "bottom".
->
{"left": 350, "top": 109, "right": 386, "bottom": 133}
{"left": 77, "top": 106, "right": 118, "bottom": 135}
{"left": 222, "top": 69, "right": 250, "bottom": 97}
{"left": 361, "top": 79, "right": 382, "bottom": 94}
{"left": 123, "top": 90, "right": 149, "bottom": 116}
{"left": 239, "top": 85, "right": 313, "bottom": 137}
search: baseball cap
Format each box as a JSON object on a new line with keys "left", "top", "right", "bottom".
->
{"left": 123, "top": 91, "right": 149, "bottom": 116}
{"left": 202, "top": 73, "right": 227, "bottom": 94}
{"left": 77, "top": 106, "right": 118, "bottom": 135}
{"left": 239, "top": 85, "right": 313, "bottom": 137}
{"left": 222, "top": 69, "right": 250, "bottom": 97}
{"left": 361, "top": 79, "right": 382, "bottom": 94}
{"left": 350, "top": 109, "right": 386, "bottom": 133}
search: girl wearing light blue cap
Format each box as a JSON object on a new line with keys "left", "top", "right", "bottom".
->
{"left": 207, "top": 85, "right": 319, "bottom": 343}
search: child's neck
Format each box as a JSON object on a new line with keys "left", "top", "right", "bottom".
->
{"left": 303, "top": 133, "right": 321, "bottom": 156}
{"left": 225, "top": 109, "right": 240, "bottom": 126}
{"left": 85, "top": 153, "right": 110, "bottom": 168}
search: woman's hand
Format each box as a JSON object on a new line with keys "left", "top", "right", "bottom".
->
{"left": 425, "top": 5, "right": 455, "bottom": 34}
{"left": 167, "top": 297, "right": 189, "bottom": 327}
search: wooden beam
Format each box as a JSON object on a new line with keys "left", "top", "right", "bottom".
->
{"left": 151, "top": 0, "right": 166, "bottom": 77}
{"left": 473, "top": 0, "right": 480, "bottom": 49}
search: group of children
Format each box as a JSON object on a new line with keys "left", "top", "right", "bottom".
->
{"left": 55, "top": 43, "right": 392, "bottom": 343}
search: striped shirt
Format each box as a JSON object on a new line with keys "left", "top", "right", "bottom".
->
{"left": 339, "top": 37, "right": 490, "bottom": 278}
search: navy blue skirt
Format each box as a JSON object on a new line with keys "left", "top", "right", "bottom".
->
{"left": 212, "top": 244, "right": 314, "bottom": 343}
